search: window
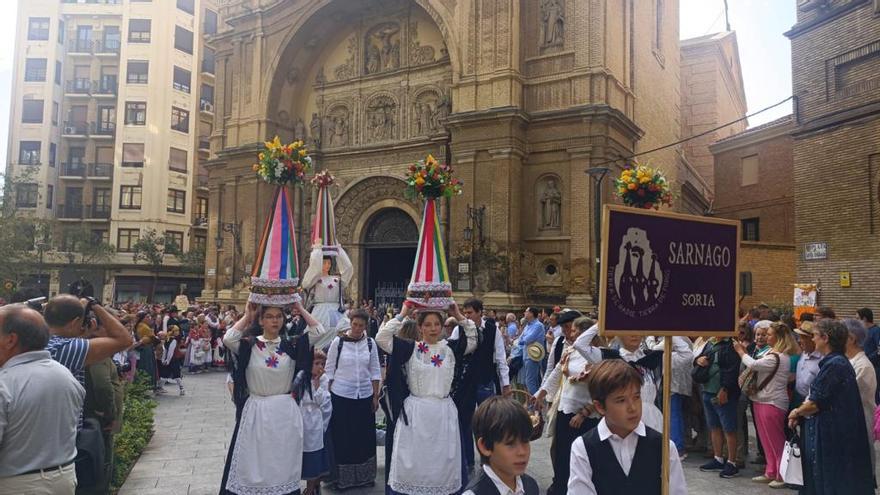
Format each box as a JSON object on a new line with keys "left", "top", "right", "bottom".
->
{"left": 126, "top": 60, "right": 148, "bottom": 84}
{"left": 122, "top": 143, "right": 145, "bottom": 167}
{"left": 653, "top": 0, "right": 664, "bottom": 51}
{"left": 165, "top": 231, "right": 184, "bottom": 253}
{"left": 202, "top": 47, "right": 215, "bottom": 74}
{"left": 102, "top": 26, "right": 121, "bottom": 52}
{"left": 125, "top": 102, "right": 146, "bottom": 125}
{"left": 169, "top": 147, "right": 188, "bottom": 172}
{"left": 97, "top": 106, "right": 115, "bottom": 134}
{"left": 52, "top": 102, "right": 59, "bottom": 125}
{"left": 16, "top": 184, "right": 38, "bottom": 208}
{"left": 739, "top": 272, "right": 753, "bottom": 296}
{"left": 167, "top": 189, "right": 186, "bottom": 213}
{"left": 741, "top": 155, "right": 759, "bottom": 186}
{"left": 92, "top": 230, "right": 110, "bottom": 246}
{"left": 742, "top": 218, "right": 760, "bottom": 242}
{"left": 74, "top": 25, "right": 92, "bottom": 52}
{"left": 96, "top": 147, "right": 114, "bottom": 166}
{"left": 22, "top": 99, "right": 44, "bottom": 124}
{"left": 28, "top": 17, "right": 50, "bottom": 41}
{"left": 172, "top": 66, "right": 191, "bottom": 93}
{"left": 193, "top": 234, "right": 207, "bottom": 252}
{"left": 119, "top": 186, "right": 142, "bottom": 210}
{"left": 68, "top": 147, "right": 86, "bottom": 165}
{"left": 128, "top": 19, "right": 151, "bottom": 43}
{"left": 200, "top": 84, "right": 214, "bottom": 110}
{"left": 46, "top": 185, "right": 54, "bottom": 209}
{"left": 176, "top": 0, "right": 195, "bottom": 14}
{"left": 58, "top": 20, "right": 64, "bottom": 44}
{"left": 24, "top": 58, "right": 47, "bottom": 82}
{"left": 49, "top": 143, "right": 56, "bottom": 167}
{"left": 19, "top": 141, "right": 41, "bottom": 165}
{"left": 174, "top": 26, "right": 194, "bottom": 54}
{"left": 117, "top": 229, "right": 139, "bottom": 252}
{"left": 204, "top": 9, "right": 218, "bottom": 35}
{"left": 196, "top": 197, "right": 208, "bottom": 219}
{"left": 170, "top": 106, "right": 189, "bottom": 133}
{"left": 93, "top": 188, "right": 111, "bottom": 217}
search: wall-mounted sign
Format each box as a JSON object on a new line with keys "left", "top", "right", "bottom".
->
{"left": 840, "top": 272, "right": 851, "bottom": 288}
{"left": 458, "top": 263, "right": 469, "bottom": 274}
{"left": 599, "top": 205, "right": 740, "bottom": 337}
{"left": 207, "top": 268, "right": 216, "bottom": 276}
{"left": 804, "top": 242, "right": 827, "bottom": 261}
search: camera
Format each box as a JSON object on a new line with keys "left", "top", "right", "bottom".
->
{"left": 25, "top": 296, "right": 47, "bottom": 312}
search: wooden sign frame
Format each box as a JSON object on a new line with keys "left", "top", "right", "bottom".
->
{"left": 598, "top": 204, "right": 740, "bottom": 338}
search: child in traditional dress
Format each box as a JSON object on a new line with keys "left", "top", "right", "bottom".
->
{"left": 568, "top": 359, "right": 687, "bottom": 494}
{"left": 463, "top": 396, "right": 540, "bottom": 495}
{"left": 610, "top": 335, "right": 664, "bottom": 432}
{"left": 302, "top": 350, "right": 332, "bottom": 495}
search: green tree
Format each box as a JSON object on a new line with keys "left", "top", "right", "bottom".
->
{"left": 176, "top": 245, "right": 206, "bottom": 274}
{"left": 131, "top": 229, "right": 168, "bottom": 302}
{"left": 0, "top": 170, "right": 53, "bottom": 292}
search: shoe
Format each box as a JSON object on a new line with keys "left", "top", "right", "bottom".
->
{"left": 179, "top": 388, "right": 186, "bottom": 396}
{"left": 699, "top": 459, "right": 725, "bottom": 472}
{"left": 768, "top": 480, "right": 787, "bottom": 489}
{"left": 752, "top": 475, "right": 771, "bottom": 483}
{"left": 719, "top": 462, "right": 739, "bottom": 479}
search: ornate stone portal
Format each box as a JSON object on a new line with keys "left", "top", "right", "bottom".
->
{"left": 203, "top": 0, "right": 685, "bottom": 310}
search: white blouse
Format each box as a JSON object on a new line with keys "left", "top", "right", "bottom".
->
{"left": 301, "top": 374, "right": 332, "bottom": 452}
{"left": 301, "top": 246, "right": 353, "bottom": 304}
{"left": 223, "top": 319, "right": 328, "bottom": 397}
{"left": 325, "top": 335, "right": 381, "bottom": 399}
{"left": 540, "top": 330, "right": 602, "bottom": 415}
{"left": 742, "top": 351, "right": 791, "bottom": 411}
{"left": 377, "top": 317, "right": 477, "bottom": 399}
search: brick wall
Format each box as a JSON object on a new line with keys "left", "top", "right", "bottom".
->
{"left": 739, "top": 242, "right": 797, "bottom": 312}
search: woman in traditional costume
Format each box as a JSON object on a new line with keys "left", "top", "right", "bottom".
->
{"left": 301, "top": 245, "right": 353, "bottom": 351}
{"left": 378, "top": 302, "right": 477, "bottom": 495}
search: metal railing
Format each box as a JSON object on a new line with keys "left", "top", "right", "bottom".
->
{"left": 90, "top": 163, "right": 113, "bottom": 178}
{"left": 62, "top": 121, "right": 90, "bottom": 136}
{"left": 93, "top": 79, "right": 118, "bottom": 95}
{"left": 94, "top": 39, "right": 121, "bottom": 54}
{"left": 92, "top": 122, "right": 116, "bottom": 136}
{"left": 68, "top": 39, "right": 93, "bottom": 53}
{"left": 57, "top": 203, "right": 83, "bottom": 219}
{"left": 197, "top": 175, "right": 209, "bottom": 188}
{"left": 66, "top": 79, "right": 91, "bottom": 94}
{"left": 60, "top": 162, "right": 87, "bottom": 177}
{"left": 198, "top": 138, "right": 210, "bottom": 151}
{"left": 193, "top": 216, "right": 208, "bottom": 226}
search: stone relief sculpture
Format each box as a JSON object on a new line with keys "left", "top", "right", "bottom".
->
{"left": 334, "top": 35, "right": 357, "bottom": 81}
{"left": 414, "top": 91, "right": 447, "bottom": 134}
{"left": 431, "top": 93, "right": 451, "bottom": 130}
{"left": 541, "top": 0, "right": 565, "bottom": 47}
{"left": 540, "top": 178, "right": 562, "bottom": 229}
{"left": 309, "top": 112, "right": 322, "bottom": 148}
{"left": 293, "top": 118, "right": 306, "bottom": 142}
{"left": 277, "top": 110, "right": 290, "bottom": 126}
{"left": 365, "top": 23, "right": 400, "bottom": 74}
{"left": 409, "top": 21, "right": 436, "bottom": 65}
{"left": 366, "top": 96, "right": 396, "bottom": 141}
{"left": 324, "top": 107, "right": 350, "bottom": 148}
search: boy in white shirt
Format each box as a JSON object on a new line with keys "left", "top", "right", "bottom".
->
{"left": 568, "top": 359, "right": 687, "bottom": 495}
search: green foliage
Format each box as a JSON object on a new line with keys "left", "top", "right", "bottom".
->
{"left": 176, "top": 245, "right": 207, "bottom": 274}
{"left": 0, "top": 170, "right": 53, "bottom": 289}
{"left": 132, "top": 229, "right": 167, "bottom": 269}
{"left": 111, "top": 372, "right": 157, "bottom": 491}
{"left": 60, "top": 224, "right": 116, "bottom": 266}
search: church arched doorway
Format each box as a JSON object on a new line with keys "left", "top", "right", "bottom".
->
{"left": 361, "top": 208, "right": 418, "bottom": 310}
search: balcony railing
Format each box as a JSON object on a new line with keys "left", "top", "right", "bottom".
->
{"left": 57, "top": 203, "right": 83, "bottom": 219}
{"left": 68, "top": 39, "right": 93, "bottom": 54}
{"left": 197, "top": 175, "right": 209, "bottom": 188}
{"left": 90, "top": 163, "right": 113, "bottom": 178}
{"left": 92, "top": 121, "right": 116, "bottom": 136}
{"left": 66, "top": 79, "right": 91, "bottom": 94}
{"left": 60, "top": 162, "right": 87, "bottom": 177}
{"left": 198, "top": 138, "right": 210, "bottom": 151}
{"left": 193, "top": 216, "right": 208, "bottom": 227}
{"left": 91, "top": 207, "right": 111, "bottom": 219}
{"left": 200, "top": 99, "right": 214, "bottom": 113}
{"left": 94, "top": 39, "right": 121, "bottom": 54}
{"left": 93, "top": 79, "right": 118, "bottom": 95}
{"left": 62, "top": 121, "right": 90, "bottom": 136}
{"left": 62, "top": 0, "right": 121, "bottom": 4}
{"left": 201, "top": 57, "right": 215, "bottom": 75}
{"left": 56, "top": 203, "right": 112, "bottom": 220}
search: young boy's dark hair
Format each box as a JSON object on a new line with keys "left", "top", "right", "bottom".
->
{"left": 471, "top": 396, "right": 532, "bottom": 464}
{"left": 588, "top": 359, "right": 643, "bottom": 405}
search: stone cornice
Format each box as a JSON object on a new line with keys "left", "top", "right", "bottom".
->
{"left": 784, "top": 0, "right": 871, "bottom": 39}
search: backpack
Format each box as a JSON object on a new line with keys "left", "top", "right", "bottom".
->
{"left": 334, "top": 336, "right": 373, "bottom": 370}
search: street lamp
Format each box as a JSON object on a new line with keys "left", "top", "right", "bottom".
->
{"left": 586, "top": 166, "right": 610, "bottom": 308}
{"left": 219, "top": 222, "right": 242, "bottom": 288}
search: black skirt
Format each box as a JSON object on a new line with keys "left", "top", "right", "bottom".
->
{"left": 330, "top": 393, "right": 377, "bottom": 489}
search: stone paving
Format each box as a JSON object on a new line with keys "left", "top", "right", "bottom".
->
{"left": 122, "top": 371, "right": 834, "bottom": 494}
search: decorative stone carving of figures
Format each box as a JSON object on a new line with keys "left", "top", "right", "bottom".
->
{"left": 328, "top": 116, "right": 348, "bottom": 148}
{"left": 418, "top": 101, "right": 434, "bottom": 134}
{"left": 381, "top": 34, "right": 400, "bottom": 71}
{"left": 541, "top": 0, "right": 564, "bottom": 47}
{"left": 294, "top": 118, "right": 306, "bottom": 142}
{"left": 541, "top": 179, "right": 562, "bottom": 228}
{"left": 366, "top": 42, "right": 381, "bottom": 74}
{"left": 309, "top": 112, "right": 321, "bottom": 147}
{"left": 431, "top": 93, "right": 451, "bottom": 131}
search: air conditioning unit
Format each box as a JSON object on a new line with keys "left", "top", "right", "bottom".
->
{"left": 201, "top": 101, "right": 214, "bottom": 113}
{"left": 64, "top": 126, "right": 76, "bottom": 134}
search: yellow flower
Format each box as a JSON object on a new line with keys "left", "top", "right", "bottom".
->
{"left": 265, "top": 135, "right": 282, "bottom": 151}
{"left": 640, "top": 176, "right": 650, "bottom": 184}
{"left": 425, "top": 154, "right": 437, "bottom": 166}
{"left": 415, "top": 176, "right": 425, "bottom": 186}
{"left": 298, "top": 149, "right": 307, "bottom": 157}
{"left": 259, "top": 153, "right": 265, "bottom": 160}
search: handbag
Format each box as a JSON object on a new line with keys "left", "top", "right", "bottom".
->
{"left": 691, "top": 343, "right": 715, "bottom": 384}
{"left": 779, "top": 431, "right": 803, "bottom": 486}
{"left": 739, "top": 353, "right": 780, "bottom": 397}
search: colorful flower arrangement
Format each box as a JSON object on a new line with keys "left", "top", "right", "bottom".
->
{"left": 404, "top": 154, "right": 463, "bottom": 200}
{"left": 613, "top": 164, "right": 673, "bottom": 210}
{"left": 252, "top": 136, "right": 313, "bottom": 186}
{"left": 310, "top": 169, "right": 335, "bottom": 188}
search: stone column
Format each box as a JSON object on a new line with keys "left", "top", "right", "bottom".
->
{"left": 566, "top": 147, "right": 595, "bottom": 309}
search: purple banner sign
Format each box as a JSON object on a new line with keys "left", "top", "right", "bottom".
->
{"left": 599, "top": 205, "right": 740, "bottom": 336}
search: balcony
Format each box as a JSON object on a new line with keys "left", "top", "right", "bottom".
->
{"left": 62, "top": 0, "right": 121, "bottom": 4}
{"left": 92, "top": 121, "right": 116, "bottom": 137}
{"left": 197, "top": 174, "right": 209, "bottom": 189}
{"left": 62, "top": 121, "right": 90, "bottom": 137}
{"left": 55, "top": 203, "right": 112, "bottom": 221}
{"left": 200, "top": 99, "right": 214, "bottom": 114}
{"left": 92, "top": 79, "right": 118, "bottom": 96}
{"left": 201, "top": 58, "right": 215, "bottom": 76}
{"left": 57, "top": 204, "right": 83, "bottom": 220}
{"left": 60, "top": 162, "right": 87, "bottom": 178}
{"left": 65, "top": 79, "right": 91, "bottom": 96}
{"left": 192, "top": 216, "right": 208, "bottom": 227}
{"left": 198, "top": 137, "right": 210, "bottom": 152}
{"left": 94, "top": 39, "right": 121, "bottom": 56}
{"left": 68, "top": 39, "right": 93, "bottom": 55}
{"left": 90, "top": 207, "right": 111, "bottom": 219}
{"left": 90, "top": 163, "right": 113, "bottom": 179}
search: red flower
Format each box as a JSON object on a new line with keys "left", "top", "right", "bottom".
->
{"left": 430, "top": 354, "right": 444, "bottom": 367}
{"left": 255, "top": 340, "right": 266, "bottom": 351}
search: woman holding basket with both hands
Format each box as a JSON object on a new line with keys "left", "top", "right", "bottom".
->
{"left": 219, "top": 299, "right": 327, "bottom": 495}
{"left": 377, "top": 300, "right": 478, "bottom": 495}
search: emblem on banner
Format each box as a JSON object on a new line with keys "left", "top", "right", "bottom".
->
{"left": 609, "top": 227, "right": 669, "bottom": 317}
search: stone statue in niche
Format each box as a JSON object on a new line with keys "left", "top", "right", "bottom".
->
{"left": 293, "top": 118, "right": 306, "bottom": 142}
{"left": 431, "top": 93, "right": 451, "bottom": 130}
{"left": 541, "top": 178, "right": 562, "bottom": 229}
{"left": 366, "top": 43, "right": 381, "bottom": 74}
{"left": 309, "top": 112, "right": 322, "bottom": 148}
{"left": 417, "top": 100, "right": 435, "bottom": 134}
{"left": 326, "top": 114, "right": 349, "bottom": 148}
{"left": 541, "top": 0, "right": 565, "bottom": 47}
{"left": 276, "top": 110, "right": 290, "bottom": 126}
{"left": 367, "top": 97, "right": 396, "bottom": 141}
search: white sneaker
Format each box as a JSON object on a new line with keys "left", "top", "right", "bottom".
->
{"left": 752, "top": 475, "right": 771, "bottom": 483}
{"left": 768, "top": 480, "right": 786, "bottom": 489}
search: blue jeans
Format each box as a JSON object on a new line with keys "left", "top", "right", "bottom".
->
{"left": 670, "top": 393, "right": 686, "bottom": 454}
{"left": 522, "top": 359, "right": 542, "bottom": 395}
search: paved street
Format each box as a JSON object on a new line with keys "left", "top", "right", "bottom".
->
{"left": 122, "top": 371, "right": 794, "bottom": 494}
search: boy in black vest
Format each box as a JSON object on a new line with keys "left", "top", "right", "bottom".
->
{"left": 568, "top": 359, "right": 687, "bottom": 494}
{"left": 463, "top": 396, "right": 540, "bottom": 495}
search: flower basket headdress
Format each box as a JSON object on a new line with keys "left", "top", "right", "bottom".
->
{"left": 310, "top": 170, "right": 340, "bottom": 257}
{"left": 248, "top": 136, "right": 313, "bottom": 306}
{"left": 404, "top": 155, "right": 463, "bottom": 309}
{"left": 612, "top": 163, "right": 673, "bottom": 210}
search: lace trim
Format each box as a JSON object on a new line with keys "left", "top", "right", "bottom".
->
{"left": 335, "top": 455, "right": 377, "bottom": 489}
{"left": 248, "top": 292, "right": 303, "bottom": 306}
{"left": 390, "top": 479, "right": 460, "bottom": 495}
{"left": 226, "top": 402, "right": 301, "bottom": 495}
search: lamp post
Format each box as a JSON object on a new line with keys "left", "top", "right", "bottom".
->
{"left": 463, "top": 204, "right": 485, "bottom": 293}
{"left": 586, "top": 166, "right": 610, "bottom": 308}
{"left": 36, "top": 241, "right": 48, "bottom": 296}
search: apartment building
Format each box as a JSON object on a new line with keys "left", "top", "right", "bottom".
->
{"left": 6, "top": 0, "right": 218, "bottom": 302}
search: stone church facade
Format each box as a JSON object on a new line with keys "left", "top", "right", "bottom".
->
{"left": 203, "top": 0, "right": 687, "bottom": 309}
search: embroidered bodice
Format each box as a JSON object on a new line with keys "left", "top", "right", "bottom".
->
{"left": 244, "top": 336, "right": 296, "bottom": 397}
{"left": 302, "top": 245, "right": 353, "bottom": 302}
{"left": 406, "top": 340, "right": 457, "bottom": 399}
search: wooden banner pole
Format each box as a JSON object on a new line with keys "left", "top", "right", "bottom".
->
{"left": 662, "top": 337, "right": 672, "bottom": 495}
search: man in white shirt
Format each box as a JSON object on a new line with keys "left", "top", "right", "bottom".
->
{"left": 568, "top": 359, "right": 687, "bottom": 495}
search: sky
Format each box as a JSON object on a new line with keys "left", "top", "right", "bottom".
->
{"left": 0, "top": 0, "right": 796, "bottom": 167}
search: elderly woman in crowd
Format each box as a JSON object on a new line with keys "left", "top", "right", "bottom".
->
{"left": 734, "top": 322, "right": 798, "bottom": 488}
{"left": 842, "top": 318, "right": 878, "bottom": 468}
{"left": 788, "top": 319, "right": 874, "bottom": 495}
